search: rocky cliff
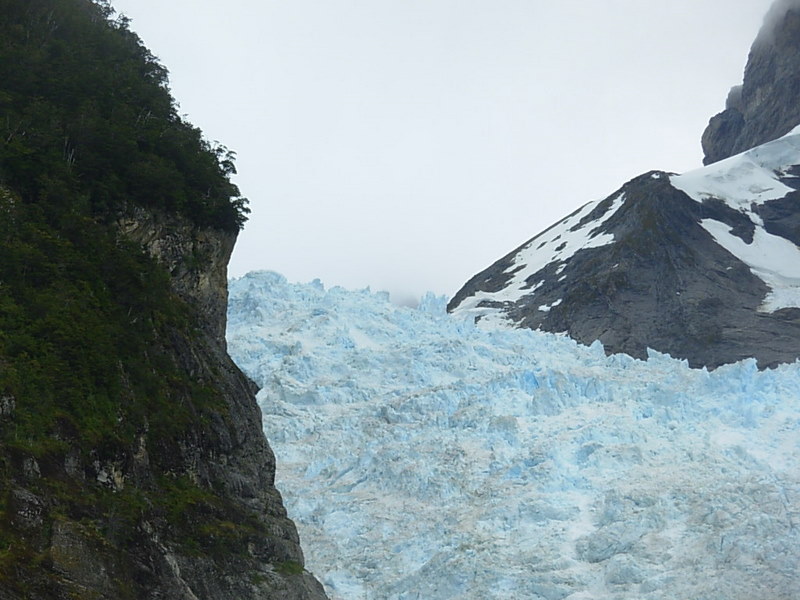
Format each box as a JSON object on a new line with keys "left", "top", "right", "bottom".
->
{"left": 702, "top": 0, "right": 800, "bottom": 164}
{"left": 1, "top": 209, "right": 328, "bottom": 600}
{"left": 0, "top": 1, "right": 327, "bottom": 598}
{"left": 449, "top": 1, "right": 800, "bottom": 369}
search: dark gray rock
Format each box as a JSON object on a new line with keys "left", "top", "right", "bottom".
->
{"left": 702, "top": 1, "right": 800, "bottom": 164}
{"left": 9, "top": 488, "right": 44, "bottom": 531}
{"left": 449, "top": 172, "right": 800, "bottom": 369}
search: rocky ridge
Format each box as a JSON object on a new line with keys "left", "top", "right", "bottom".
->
{"left": 119, "top": 209, "right": 330, "bottom": 600}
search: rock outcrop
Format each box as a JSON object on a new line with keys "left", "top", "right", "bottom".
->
{"left": 119, "top": 210, "right": 331, "bottom": 600}
{"left": 0, "top": 211, "right": 329, "bottom": 600}
{"left": 117, "top": 207, "right": 236, "bottom": 347}
{"left": 702, "top": 0, "right": 800, "bottom": 164}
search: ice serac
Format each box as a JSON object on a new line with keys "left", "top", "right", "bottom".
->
{"left": 702, "top": 0, "right": 800, "bottom": 164}
{"left": 449, "top": 3, "right": 800, "bottom": 369}
{"left": 226, "top": 271, "right": 800, "bottom": 600}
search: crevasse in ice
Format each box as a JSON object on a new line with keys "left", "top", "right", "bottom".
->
{"left": 227, "top": 270, "right": 800, "bottom": 600}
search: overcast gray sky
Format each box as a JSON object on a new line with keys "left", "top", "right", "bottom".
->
{"left": 111, "top": 0, "right": 774, "bottom": 305}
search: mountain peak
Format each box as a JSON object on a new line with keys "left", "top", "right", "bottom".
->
{"left": 450, "top": 4, "right": 800, "bottom": 369}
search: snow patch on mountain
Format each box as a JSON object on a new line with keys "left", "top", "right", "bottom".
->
{"left": 450, "top": 192, "right": 625, "bottom": 323}
{"left": 672, "top": 127, "right": 800, "bottom": 209}
{"left": 227, "top": 271, "right": 800, "bottom": 600}
{"left": 701, "top": 219, "right": 800, "bottom": 311}
{"left": 539, "top": 298, "right": 562, "bottom": 312}
{"left": 672, "top": 126, "right": 800, "bottom": 311}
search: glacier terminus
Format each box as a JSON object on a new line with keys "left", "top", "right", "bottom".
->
{"left": 227, "top": 271, "right": 800, "bottom": 600}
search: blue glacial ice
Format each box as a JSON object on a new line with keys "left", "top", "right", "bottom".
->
{"left": 227, "top": 270, "right": 800, "bottom": 600}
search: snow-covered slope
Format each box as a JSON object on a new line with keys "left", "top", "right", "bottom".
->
{"left": 447, "top": 126, "right": 800, "bottom": 369}
{"left": 227, "top": 271, "right": 800, "bottom": 600}
{"left": 672, "top": 125, "right": 800, "bottom": 312}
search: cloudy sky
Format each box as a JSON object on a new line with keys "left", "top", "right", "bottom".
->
{"left": 111, "top": 0, "right": 775, "bottom": 304}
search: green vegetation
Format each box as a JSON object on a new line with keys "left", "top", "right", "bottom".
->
{"left": 276, "top": 560, "right": 305, "bottom": 576}
{"left": 0, "top": 0, "right": 265, "bottom": 595}
{"left": 0, "top": 0, "right": 249, "bottom": 232}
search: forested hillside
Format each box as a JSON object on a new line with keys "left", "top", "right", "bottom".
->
{"left": 0, "top": 0, "right": 248, "bottom": 230}
{"left": 0, "top": 1, "right": 325, "bottom": 598}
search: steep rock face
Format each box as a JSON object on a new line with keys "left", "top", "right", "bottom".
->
{"left": 449, "top": 130, "right": 800, "bottom": 369}
{"left": 702, "top": 0, "right": 800, "bottom": 164}
{"left": 1, "top": 205, "right": 329, "bottom": 599}
{"left": 117, "top": 211, "right": 330, "bottom": 600}
{"left": 117, "top": 207, "right": 235, "bottom": 347}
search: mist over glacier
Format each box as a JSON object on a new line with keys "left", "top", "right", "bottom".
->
{"left": 227, "top": 270, "right": 800, "bottom": 600}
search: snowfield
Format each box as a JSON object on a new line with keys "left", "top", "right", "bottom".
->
{"left": 227, "top": 271, "right": 800, "bottom": 600}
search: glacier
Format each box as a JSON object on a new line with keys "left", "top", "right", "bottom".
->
{"left": 227, "top": 270, "right": 800, "bottom": 600}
